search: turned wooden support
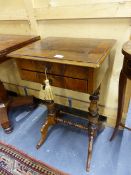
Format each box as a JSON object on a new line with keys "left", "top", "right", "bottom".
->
{"left": 88, "top": 87, "right": 100, "bottom": 121}
{"left": 86, "top": 87, "right": 100, "bottom": 172}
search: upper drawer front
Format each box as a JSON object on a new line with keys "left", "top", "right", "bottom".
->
{"left": 16, "top": 59, "right": 89, "bottom": 80}
{"left": 19, "top": 70, "right": 88, "bottom": 93}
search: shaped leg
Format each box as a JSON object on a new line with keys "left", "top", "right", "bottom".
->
{"left": 86, "top": 87, "right": 100, "bottom": 172}
{"left": 36, "top": 116, "right": 56, "bottom": 149}
{"left": 86, "top": 124, "right": 96, "bottom": 172}
{"left": 36, "top": 101, "right": 57, "bottom": 149}
{"left": 110, "top": 70, "right": 127, "bottom": 141}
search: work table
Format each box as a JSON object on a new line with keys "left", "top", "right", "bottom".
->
{"left": 7, "top": 37, "right": 116, "bottom": 171}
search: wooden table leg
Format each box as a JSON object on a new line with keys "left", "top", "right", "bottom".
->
{"left": 86, "top": 87, "right": 100, "bottom": 172}
{"left": 36, "top": 101, "right": 57, "bottom": 149}
{"left": 110, "top": 70, "right": 127, "bottom": 141}
{"left": 0, "top": 81, "right": 13, "bottom": 133}
{"left": 86, "top": 124, "right": 97, "bottom": 172}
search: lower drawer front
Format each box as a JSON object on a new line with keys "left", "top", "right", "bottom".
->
{"left": 20, "top": 70, "right": 88, "bottom": 93}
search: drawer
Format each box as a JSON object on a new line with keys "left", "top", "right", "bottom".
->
{"left": 19, "top": 70, "right": 88, "bottom": 93}
{"left": 19, "top": 69, "right": 40, "bottom": 83}
{"left": 16, "top": 59, "right": 89, "bottom": 80}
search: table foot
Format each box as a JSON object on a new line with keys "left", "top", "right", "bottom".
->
{"left": 110, "top": 126, "right": 119, "bottom": 141}
{"left": 3, "top": 126, "right": 13, "bottom": 134}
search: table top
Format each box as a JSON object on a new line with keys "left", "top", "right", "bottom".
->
{"left": 8, "top": 37, "right": 116, "bottom": 68}
{"left": 0, "top": 34, "right": 40, "bottom": 63}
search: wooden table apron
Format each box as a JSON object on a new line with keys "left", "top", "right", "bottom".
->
{"left": 7, "top": 37, "right": 115, "bottom": 171}
{"left": 0, "top": 34, "right": 40, "bottom": 133}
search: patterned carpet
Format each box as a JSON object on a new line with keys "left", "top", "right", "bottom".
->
{"left": 0, "top": 141, "right": 68, "bottom": 175}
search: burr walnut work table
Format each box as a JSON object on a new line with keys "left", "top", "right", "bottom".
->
{"left": 0, "top": 34, "right": 40, "bottom": 133}
{"left": 8, "top": 37, "right": 115, "bottom": 171}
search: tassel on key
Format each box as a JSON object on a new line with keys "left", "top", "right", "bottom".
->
{"left": 44, "top": 79, "right": 54, "bottom": 101}
{"left": 39, "top": 67, "right": 54, "bottom": 101}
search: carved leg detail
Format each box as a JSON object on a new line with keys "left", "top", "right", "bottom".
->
{"left": 110, "top": 70, "right": 127, "bottom": 141}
